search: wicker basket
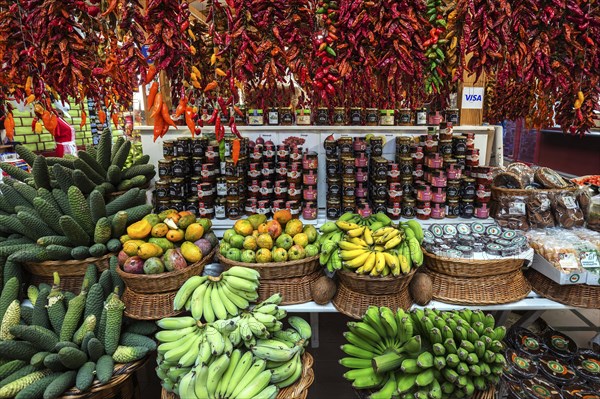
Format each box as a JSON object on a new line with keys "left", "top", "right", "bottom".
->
{"left": 24, "top": 253, "right": 113, "bottom": 294}
{"left": 60, "top": 358, "right": 146, "bottom": 399}
{"left": 423, "top": 267, "right": 531, "bottom": 305}
{"left": 333, "top": 282, "right": 412, "bottom": 319}
{"left": 256, "top": 270, "right": 324, "bottom": 305}
{"left": 423, "top": 250, "right": 524, "bottom": 277}
{"left": 160, "top": 352, "right": 315, "bottom": 399}
{"left": 122, "top": 287, "right": 182, "bottom": 320}
{"left": 336, "top": 269, "right": 416, "bottom": 296}
{"left": 526, "top": 269, "right": 600, "bottom": 308}
{"left": 116, "top": 246, "right": 217, "bottom": 294}
{"left": 491, "top": 185, "right": 577, "bottom": 199}
{"left": 217, "top": 253, "right": 320, "bottom": 279}
{"left": 355, "top": 384, "right": 497, "bottom": 399}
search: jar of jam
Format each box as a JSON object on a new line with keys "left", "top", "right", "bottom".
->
{"left": 279, "top": 107, "right": 293, "bottom": 125}
{"left": 431, "top": 203, "right": 446, "bottom": 219}
{"left": 287, "top": 183, "right": 302, "bottom": 201}
{"left": 417, "top": 185, "right": 432, "bottom": 202}
{"left": 431, "top": 171, "right": 447, "bottom": 188}
{"left": 372, "top": 157, "right": 388, "bottom": 179}
{"left": 401, "top": 176, "right": 414, "bottom": 197}
{"left": 324, "top": 140, "right": 338, "bottom": 157}
{"left": 226, "top": 177, "right": 242, "bottom": 199}
{"left": 446, "top": 199, "right": 460, "bottom": 218}
{"left": 271, "top": 199, "right": 285, "bottom": 213}
{"left": 365, "top": 108, "right": 378, "bottom": 126}
{"left": 353, "top": 137, "right": 367, "bottom": 153}
{"left": 439, "top": 140, "right": 453, "bottom": 157}
{"left": 274, "top": 180, "right": 287, "bottom": 199}
{"left": 198, "top": 182, "right": 216, "bottom": 200}
{"left": 261, "top": 162, "right": 274, "bottom": 179}
{"left": 388, "top": 163, "right": 401, "bottom": 182}
{"left": 446, "top": 163, "right": 462, "bottom": 180}
{"left": 303, "top": 186, "right": 317, "bottom": 201}
{"left": 287, "top": 162, "right": 302, "bottom": 184}
{"left": 287, "top": 201, "right": 301, "bottom": 216}
{"left": 356, "top": 183, "right": 368, "bottom": 198}
{"left": 247, "top": 163, "right": 260, "bottom": 179}
{"left": 326, "top": 197, "right": 341, "bottom": 219}
{"left": 163, "top": 140, "right": 175, "bottom": 158}
{"left": 413, "top": 164, "right": 424, "bottom": 180}
{"left": 349, "top": 107, "right": 363, "bottom": 125}
{"left": 247, "top": 180, "right": 260, "bottom": 198}
{"left": 215, "top": 198, "right": 226, "bottom": 219}
{"left": 249, "top": 148, "right": 263, "bottom": 163}
{"left": 171, "top": 157, "right": 186, "bottom": 177}
{"left": 155, "top": 180, "right": 169, "bottom": 201}
{"left": 439, "top": 124, "right": 453, "bottom": 141}
{"left": 276, "top": 145, "right": 289, "bottom": 161}
{"left": 338, "top": 137, "right": 353, "bottom": 154}
{"left": 402, "top": 197, "right": 416, "bottom": 218}
{"left": 396, "top": 136, "right": 412, "bottom": 155}
{"left": 445, "top": 108, "right": 459, "bottom": 125}
{"left": 446, "top": 180, "right": 461, "bottom": 200}
{"left": 170, "top": 199, "right": 185, "bottom": 212}
{"left": 296, "top": 108, "right": 311, "bottom": 125}
{"left": 475, "top": 203, "right": 490, "bottom": 219}
{"left": 356, "top": 167, "right": 368, "bottom": 183}
{"left": 466, "top": 149, "right": 480, "bottom": 166}
{"left": 156, "top": 199, "right": 170, "bottom": 213}
{"left": 369, "top": 199, "right": 383, "bottom": 214}
{"left": 263, "top": 143, "right": 276, "bottom": 162}
{"left": 426, "top": 153, "right": 444, "bottom": 169}
{"left": 256, "top": 200, "right": 270, "bottom": 215}
{"left": 342, "top": 198, "right": 356, "bottom": 213}
{"left": 303, "top": 170, "right": 317, "bottom": 186}
{"left": 289, "top": 146, "right": 303, "bottom": 161}
{"left": 411, "top": 146, "right": 424, "bottom": 164}
{"left": 453, "top": 136, "right": 468, "bottom": 155}
{"left": 342, "top": 177, "right": 355, "bottom": 196}
{"left": 176, "top": 137, "right": 191, "bottom": 157}
{"left": 328, "top": 177, "right": 341, "bottom": 196}
{"left": 302, "top": 202, "right": 318, "bottom": 220}
{"left": 423, "top": 134, "right": 439, "bottom": 153}
{"left": 387, "top": 201, "right": 402, "bottom": 220}
{"left": 275, "top": 162, "right": 287, "bottom": 179}
{"left": 416, "top": 201, "right": 432, "bottom": 220}
{"left": 461, "top": 177, "right": 476, "bottom": 199}
{"left": 326, "top": 158, "right": 338, "bottom": 177}
{"left": 431, "top": 187, "right": 446, "bottom": 203}
{"left": 460, "top": 199, "right": 475, "bottom": 219}
{"left": 454, "top": 155, "right": 466, "bottom": 169}
{"left": 158, "top": 159, "right": 173, "bottom": 179}
{"left": 416, "top": 108, "right": 427, "bottom": 125}
{"left": 244, "top": 198, "right": 257, "bottom": 216}
{"left": 370, "top": 137, "right": 384, "bottom": 156}
{"left": 315, "top": 107, "right": 329, "bottom": 125}
{"left": 380, "top": 109, "right": 395, "bottom": 126}
{"left": 357, "top": 202, "right": 372, "bottom": 218}
{"left": 372, "top": 179, "right": 388, "bottom": 200}
{"left": 475, "top": 184, "right": 491, "bottom": 203}
{"left": 355, "top": 153, "right": 368, "bottom": 167}
{"left": 475, "top": 166, "right": 493, "bottom": 186}
{"left": 341, "top": 157, "right": 355, "bottom": 177}
{"left": 267, "top": 107, "right": 279, "bottom": 125}
{"left": 395, "top": 157, "right": 411, "bottom": 177}
{"left": 428, "top": 111, "right": 443, "bottom": 125}
{"left": 302, "top": 151, "right": 318, "bottom": 170}
{"left": 226, "top": 199, "right": 242, "bottom": 219}
{"left": 397, "top": 108, "right": 412, "bottom": 126}
{"left": 333, "top": 107, "right": 345, "bottom": 125}
{"left": 465, "top": 132, "right": 475, "bottom": 149}
{"left": 186, "top": 198, "right": 199, "bottom": 216}
{"left": 389, "top": 182, "right": 403, "bottom": 200}
{"left": 170, "top": 178, "right": 185, "bottom": 198}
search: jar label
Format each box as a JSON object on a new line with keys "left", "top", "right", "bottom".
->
{"left": 417, "top": 207, "right": 432, "bottom": 216}
{"left": 402, "top": 206, "right": 416, "bottom": 217}
{"left": 387, "top": 207, "right": 402, "bottom": 216}
{"left": 296, "top": 115, "right": 311, "bottom": 125}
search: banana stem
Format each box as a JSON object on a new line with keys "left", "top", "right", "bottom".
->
{"left": 372, "top": 351, "right": 404, "bottom": 374}
{"left": 207, "top": 275, "right": 222, "bottom": 283}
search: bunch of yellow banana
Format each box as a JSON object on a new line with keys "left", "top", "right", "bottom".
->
{"left": 172, "top": 266, "right": 260, "bottom": 323}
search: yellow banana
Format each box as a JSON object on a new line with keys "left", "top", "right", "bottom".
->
{"left": 361, "top": 252, "right": 377, "bottom": 273}
{"left": 348, "top": 237, "right": 369, "bottom": 247}
{"left": 372, "top": 227, "right": 395, "bottom": 238}
{"left": 384, "top": 236, "right": 403, "bottom": 250}
{"left": 374, "top": 252, "right": 386, "bottom": 274}
{"left": 373, "top": 245, "right": 385, "bottom": 252}
{"left": 398, "top": 253, "right": 410, "bottom": 274}
{"left": 336, "top": 221, "right": 361, "bottom": 231}
{"left": 343, "top": 251, "right": 373, "bottom": 268}
{"left": 347, "top": 226, "right": 366, "bottom": 238}
{"left": 340, "top": 249, "right": 370, "bottom": 261}
{"left": 363, "top": 228, "right": 374, "bottom": 245}
{"left": 382, "top": 252, "right": 399, "bottom": 274}
{"left": 339, "top": 241, "right": 367, "bottom": 251}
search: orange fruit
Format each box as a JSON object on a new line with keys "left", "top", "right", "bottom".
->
{"left": 166, "top": 229, "right": 185, "bottom": 242}
{"left": 273, "top": 209, "right": 292, "bottom": 226}
{"left": 234, "top": 219, "right": 254, "bottom": 236}
{"left": 184, "top": 223, "right": 205, "bottom": 242}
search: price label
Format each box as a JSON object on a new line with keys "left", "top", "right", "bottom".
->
{"left": 509, "top": 201, "right": 526, "bottom": 215}
{"left": 580, "top": 251, "right": 600, "bottom": 268}
{"left": 563, "top": 196, "right": 578, "bottom": 209}
{"left": 559, "top": 253, "right": 579, "bottom": 270}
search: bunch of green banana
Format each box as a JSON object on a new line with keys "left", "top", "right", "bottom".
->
{"left": 337, "top": 225, "right": 419, "bottom": 277}
{"left": 228, "top": 294, "right": 288, "bottom": 348}
{"left": 335, "top": 212, "right": 394, "bottom": 232}
{"left": 318, "top": 220, "right": 345, "bottom": 272}
{"left": 340, "top": 307, "right": 507, "bottom": 399}
{"left": 172, "top": 266, "right": 260, "bottom": 322}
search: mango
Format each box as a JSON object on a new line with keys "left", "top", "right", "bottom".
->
{"left": 184, "top": 223, "right": 205, "bottom": 242}
{"left": 166, "top": 229, "right": 185, "bottom": 243}
{"left": 162, "top": 249, "right": 188, "bottom": 271}
{"left": 137, "top": 242, "right": 164, "bottom": 260}
{"left": 178, "top": 214, "right": 197, "bottom": 230}
{"left": 151, "top": 223, "right": 169, "bottom": 237}
{"left": 158, "top": 209, "right": 178, "bottom": 221}
{"left": 180, "top": 241, "right": 202, "bottom": 263}
{"left": 196, "top": 218, "right": 212, "bottom": 232}
{"left": 127, "top": 220, "right": 152, "bottom": 240}
{"left": 123, "top": 240, "right": 147, "bottom": 257}
{"left": 143, "top": 214, "right": 161, "bottom": 227}
{"left": 143, "top": 257, "right": 165, "bottom": 274}
{"left": 148, "top": 237, "right": 175, "bottom": 252}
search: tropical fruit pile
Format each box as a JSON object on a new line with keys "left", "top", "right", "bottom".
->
{"left": 219, "top": 212, "right": 320, "bottom": 264}
{"left": 155, "top": 266, "right": 313, "bottom": 398}
{"left": 0, "top": 262, "right": 155, "bottom": 398}
{"left": 319, "top": 212, "right": 424, "bottom": 277}
{"left": 117, "top": 210, "right": 217, "bottom": 275}
{"left": 340, "top": 307, "right": 507, "bottom": 399}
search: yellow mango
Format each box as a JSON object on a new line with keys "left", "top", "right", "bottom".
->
{"left": 127, "top": 220, "right": 152, "bottom": 240}
{"left": 180, "top": 241, "right": 202, "bottom": 263}
{"left": 137, "top": 243, "right": 164, "bottom": 260}
{"left": 184, "top": 223, "right": 205, "bottom": 242}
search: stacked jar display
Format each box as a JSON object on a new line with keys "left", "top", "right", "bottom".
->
{"left": 368, "top": 136, "right": 386, "bottom": 216}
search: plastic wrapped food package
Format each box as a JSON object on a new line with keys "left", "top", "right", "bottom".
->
{"left": 552, "top": 192, "right": 585, "bottom": 229}
{"left": 493, "top": 194, "right": 530, "bottom": 230}
{"left": 527, "top": 191, "right": 555, "bottom": 229}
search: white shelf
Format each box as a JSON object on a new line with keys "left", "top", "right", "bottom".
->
{"left": 138, "top": 125, "right": 499, "bottom": 133}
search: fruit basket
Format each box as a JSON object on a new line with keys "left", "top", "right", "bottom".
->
{"left": 24, "top": 253, "right": 113, "bottom": 294}
{"left": 526, "top": 268, "right": 600, "bottom": 308}
{"left": 217, "top": 253, "right": 321, "bottom": 279}
{"left": 422, "top": 249, "right": 525, "bottom": 277}
{"left": 160, "top": 352, "right": 315, "bottom": 399}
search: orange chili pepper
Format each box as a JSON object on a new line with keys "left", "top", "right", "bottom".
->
{"left": 4, "top": 113, "right": 15, "bottom": 141}
{"left": 161, "top": 122, "right": 169, "bottom": 138}
{"left": 175, "top": 96, "right": 187, "bottom": 117}
{"left": 25, "top": 76, "right": 32, "bottom": 96}
{"left": 97, "top": 109, "right": 107, "bottom": 124}
{"left": 233, "top": 106, "right": 244, "bottom": 117}
{"left": 34, "top": 103, "right": 44, "bottom": 115}
{"left": 112, "top": 112, "right": 119, "bottom": 128}
{"left": 232, "top": 139, "right": 241, "bottom": 166}
{"left": 204, "top": 80, "right": 218, "bottom": 92}
{"left": 215, "top": 68, "right": 227, "bottom": 77}
{"left": 145, "top": 64, "right": 158, "bottom": 85}
{"left": 319, "top": 42, "right": 328, "bottom": 51}
{"left": 147, "top": 82, "right": 158, "bottom": 110}
{"left": 185, "top": 106, "right": 195, "bottom": 137}
{"left": 151, "top": 93, "right": 163, "bottom": 118}
{"left": 161, "top": 103, "right": 178, "bottom": 129}
{"left": 101, "top": 0, "right": 118, "bottom": 16}
{"left": 80, "top": 110, "right": 87, "bottom": 129}
{"left": 153, "top": 114, "right": 165, "bottom": 142}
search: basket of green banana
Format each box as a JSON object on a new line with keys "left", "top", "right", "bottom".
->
{"left": 340, "top": 306, "right": 506, "bottom": 399}
{"left": 155, "top": 266, "right": 315, "bottom": 399}
{"left": 0, "top": 269, "right": 156, "bottom": 399}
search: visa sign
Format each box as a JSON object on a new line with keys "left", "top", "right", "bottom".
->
{"left": 461, "top": 87, "right": 484, "bottom": 109}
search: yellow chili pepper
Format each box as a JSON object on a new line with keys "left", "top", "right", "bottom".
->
{"left": 215, "top": 68, "right": 227, "bottom": 77}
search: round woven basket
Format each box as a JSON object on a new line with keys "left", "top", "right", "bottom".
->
{"left": 24, "top": 253, "right": 113, "bottom": 294}
{"left": 526, "top": 269, "right": 600, "bottom": 308}
{"left": 333, "top": 283, "right": 412, "bottom": 319}
{"left": 491, "top": 185, "right": 577, "bottom": 199}
{"left": 60, "top": 358, "right": 147, "bottom": 398}
{"left": 217, "top": 253, "right": 320, "bottom": 279}
{"left": 423, "top": 250, "right": 524, "bottom": 277}
{"left": 160, "top": 352, "right": 315, "bottom": 399}
{"left": 355, "top": 384, "right": 497, "bottom": 399}
{"left": 256, "top": 270, "right": 324, "bottom": 305}
{"left": 116, "top": 246, "right": 217, "bottom": 294}
{"left": 336, "top": 268, "right": 416, "bottom": 295}
{"left": 122, "top": 287, "right": 182, "bottom": 320}
{"left": 423, "top": 267, "right": 531, "bottom": 305}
